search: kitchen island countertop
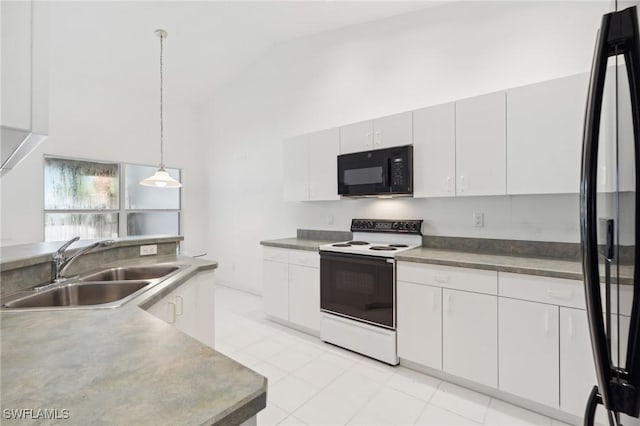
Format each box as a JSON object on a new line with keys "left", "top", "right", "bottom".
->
{"left": 1, "top": 255, "right": 267, "bottom": 425}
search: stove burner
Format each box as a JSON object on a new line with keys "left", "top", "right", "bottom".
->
{"left": 370, "top": 246, "right": 397, "bottom": 251}
{"left": 389, "top": 244, "right": 408, "bottom": 248}
{"left": 348, "top": 241, "right": 369, "bottom": 245}
{"left": 332, "top": 243, "right": 352, "bottom": 247}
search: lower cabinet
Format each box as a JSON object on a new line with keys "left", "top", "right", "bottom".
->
{"left": 289, "top": 264, "right": 320, "bottom": 331}
{"left": 147, "top": 269, "right": 216, "bottom": 348}
{"left": 263, "top": 259, "right": 289, "bottom": 321}
{"left": 262, "top": 246, "right": 320, "bottom": 334}
{"left": 443, "top": 289, "right": 498, "bottom": 388}
{"left": 397, "top": 281, "right": 442, "bottom": 369}
{"left": 499, "top": 298, "right": 559, "bottom": 407}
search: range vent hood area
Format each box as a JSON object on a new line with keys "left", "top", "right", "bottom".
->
{"left": 0, "top": 126, "right": 47, "bottom": 177}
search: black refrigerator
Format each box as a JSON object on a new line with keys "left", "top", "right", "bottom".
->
{"left": 581, "top": 5, "right": 640, "bottom": 426}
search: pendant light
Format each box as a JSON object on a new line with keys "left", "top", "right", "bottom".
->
{"left": 140, "top": 29, "right": 182, "bottom": 188}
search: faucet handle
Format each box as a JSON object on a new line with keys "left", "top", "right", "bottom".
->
{"left": 54, "top": 236, "right": 80, "bottom": 259}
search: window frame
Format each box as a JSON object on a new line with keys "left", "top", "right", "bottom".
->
{"left": 43, "top": 155, "right": 183, "bottom": 241}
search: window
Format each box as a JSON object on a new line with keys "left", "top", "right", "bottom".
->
{"left": 44, "top": 157, "right": 182, "bottom": 241}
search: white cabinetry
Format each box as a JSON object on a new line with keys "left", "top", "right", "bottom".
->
{"left": 498, "top": 298, "right": 559, "bottom": 407}
{"left": 443, "top": 288, "right": 498, "bottom": 387}
{"left": 147, "top": 269, "right": 216, "bottom": 348}
{"left": 262, "top": 246, "right": 320, "bottom": 334}
{"left": 339, "top": 112, "right": 412, "bottom": 154}
{"left": 455, "top": 91, "right": 507, "bottom": 196}
{"left": 262, "top": 248, "right": 290, "bottom": 321}
{"left": 397, "top": 281, "right": 442, "bottom": 369}
{"left": 283, "top": 136, "right": 309, "bottom": 202}
{"left": 283, "top": 129, "right": 340, "bottom": 202}
{"left": 412, "top": 103, "right": 456, "bottom": 197}
{"left": 308, "top": 128, "right": 340, "bottom": 201}
{"left": 1, "top": 1, "right": 31, "bottom": 130}
{"left": 506, "top": 73, "right": 588, "bottom": 195}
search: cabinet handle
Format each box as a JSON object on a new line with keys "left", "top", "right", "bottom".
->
{"left": 434, "top": 274, "right": 450, "bottom": 283}
{"left": 446, "top": 176, "right": 452, "bottom": 193}
{"left": 168, "top": 301, "right": 176, "bottom": 324}
{"left": 546, "top": 289, "right": 572, "bottom": 300}
{"left": 174, "top": 295, "right": 184, "bottom": 316}
{"left": 374, "top": 130, "right": 382, "bottom": 145}
{"left": 365, "top": 132, "right": 372, "bottom": 146}
{"left": 459, "top": 176, "right": 465, "bottom": 193}
{"left": 445, "top": 294, "right": 452, "bottom": 314}
{"left": 544, "top": 311, "right": 550, "bottom": 336}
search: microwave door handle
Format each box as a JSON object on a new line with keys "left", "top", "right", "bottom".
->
{"left": 386, "top": 158, "right": 392, "bottom": 189}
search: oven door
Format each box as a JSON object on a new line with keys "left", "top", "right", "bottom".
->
{"left": 320, "top": 251, "right": 395, "bottom": 329}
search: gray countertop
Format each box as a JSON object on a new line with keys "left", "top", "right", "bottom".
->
{"left": 260, "top": 237, "right": 634, "bottom": 285}
{"left": 0, "top": 235, "right": 184, "bottom": 271}
{"left": 260, "top": 237, "right": 333, "bottom": 251}
{"left": 1, "top": 255, "right": 267, "bottom": 425}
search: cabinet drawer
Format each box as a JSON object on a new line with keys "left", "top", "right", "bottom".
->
{"left": 288, "top": 249, "right": 320, "bottom": 268}
{"left": 263, "top": 246, "right": 289, "bottom": 263}
{"left": 397, "top": 262, "right": 497, "bottom": 295}
{"left": 499, "top": 272, "right": 585, "bottom": 309}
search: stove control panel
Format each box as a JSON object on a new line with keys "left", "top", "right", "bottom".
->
{"left": 351, "top": 219, "right": 423, "bottom": 234}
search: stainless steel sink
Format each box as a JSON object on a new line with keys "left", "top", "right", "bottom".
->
{"left": 1, "top": 263, "right": 186, "bottom": 310}
{"left": 3, "top": 281, "right": 151, "bottom": 308}
{"left": 78, "top": 265, "right": 180, "bottom": 282}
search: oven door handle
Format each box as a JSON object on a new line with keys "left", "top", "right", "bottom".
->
{"left": 320, "top": 251, "right": 394, "bottom": 267}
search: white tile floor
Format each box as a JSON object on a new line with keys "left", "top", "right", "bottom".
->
{"left": 214, "top": 285, "right": 564, "bottom": 426}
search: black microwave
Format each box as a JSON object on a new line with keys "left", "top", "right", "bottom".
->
{"left": 337, "top": 145, "right": 413, "bottom": 197}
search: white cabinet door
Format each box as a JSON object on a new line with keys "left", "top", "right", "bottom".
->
{"left": 340, "top": 120, "right": 374, "bottom": 154}
{"left": 308, "top": 128, "right": 340, "bottom": 201}
{"left": 413, "top": 103, "right": 456, "bottom": 198}
{"left": 560, "top": 307, "right": 601, "bottom": 418}
{"left": 455, "top": 91, "right": 507, "bottom": 196}
{"left": 288, "top": 264, "right": 320, "bottom": 332}
{"left": 1, "top": 1, "right": 31, "bottom": 130}
{"left": 192, "top": 269, "right": 216, "bottom": 348}
{"left": 499, "top": 298, "right": 559, "bottom": 407}
{"left": 283, "top": 136, "right": 309, "bottom": 201}
{"left": 506, "top": 73, "right": 588, "bottom": 195}
{"left": 146, "top": 270, "right": 215, "bottom": 349}
{"left": 397, "top": 281, "right": 442, "bottom": 369}
{"left": 373, "top": 112, "right": 413, "bottom": 149}
{"left": 263, "top": 259, "right": 289, "bottom": 320}
{"left": 442, "top": 289, "right": 498, "bottom": 387}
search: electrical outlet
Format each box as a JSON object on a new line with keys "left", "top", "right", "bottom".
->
{"left": 140, "top": 244, "right": 158, "bottom": 256}
{"left": 473, "top": 212, "right": 484, "bottom": 228}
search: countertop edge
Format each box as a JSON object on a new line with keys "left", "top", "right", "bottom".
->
{"left": 260, "top": 238, "right": 331, "bottom": 251}
{"left": 1, "top": 236, "right": 185, "bottom": 271}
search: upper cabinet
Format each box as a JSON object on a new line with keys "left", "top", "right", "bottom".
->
{"left": 283, "top": 135, "right": 310, "bottom": 202}
{"left": 308, "top": 128, "right": 340, "bottom": 201}
{"left": 507, "top": 73, "right": 588, "bottom": 195}
{"left": 2, "top": 1, "right": 32, "bottom": 130}
{"left": 413, "top": 103, "right": 455, "bottom": 197}
{"left": 455, "top": 92, "right": 507, "bottom": 196}
{"left": 283, "top": 128, "right": 340, "bottom": 202}
{"left": 339, "top": 112, "right": 412, "bottom": 154}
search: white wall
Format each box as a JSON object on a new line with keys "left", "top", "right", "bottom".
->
{"left": 0, "top": 2, "right": 210, "bottom": 254}
{"left": 204, "top": 1, "right": 613, "bottom": 293}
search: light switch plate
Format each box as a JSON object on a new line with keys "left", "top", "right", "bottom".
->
{"left": 140, "top": 244, "right": 158, "bottom": 256}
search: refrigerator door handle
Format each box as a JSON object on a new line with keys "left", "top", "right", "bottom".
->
{"left": 581, "top": 5, "right": 640, "bottom": 421}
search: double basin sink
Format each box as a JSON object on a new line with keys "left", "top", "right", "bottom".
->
{"left": 1, "top": 264, "right": 183, "bottom": 310}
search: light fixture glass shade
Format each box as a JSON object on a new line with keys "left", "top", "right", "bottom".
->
{"left": 140, "top": 166, "right": 182, "bottom": 188}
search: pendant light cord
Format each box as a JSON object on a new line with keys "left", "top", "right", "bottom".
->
{"left": 159, "top": 31, "right": 164, "bottom": 168}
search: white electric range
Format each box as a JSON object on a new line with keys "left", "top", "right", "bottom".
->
{"left": 318, "top": 219, "right": 423, "bottom": 365}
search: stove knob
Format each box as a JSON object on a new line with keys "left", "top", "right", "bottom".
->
{"left": 392, "top": 222, "right": 399, "bottom": 229}
{"left": 367, "top": 221, "right": 374, "bottom": 229}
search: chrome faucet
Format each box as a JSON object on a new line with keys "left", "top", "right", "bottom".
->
{"left": 51, "top": 237, "right": 115, "bottom": 282}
